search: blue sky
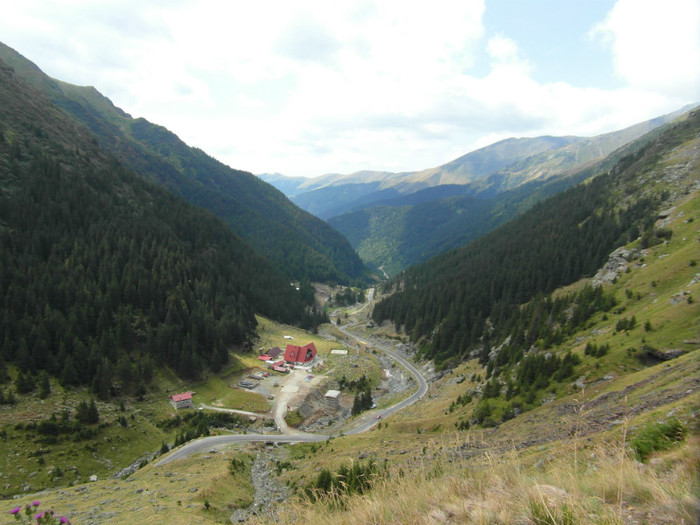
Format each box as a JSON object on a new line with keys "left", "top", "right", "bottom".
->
{"left": 1, "top": 0, "right": 698, "bottom": 178}
{"left": 479, "top": 1, "right": 617, "bottom": 87}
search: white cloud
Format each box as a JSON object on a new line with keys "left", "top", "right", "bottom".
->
{"left": 0, "top": 0, "right": 697, "bottom": 177}
{"left": 487, "top": 35, "right": 521, "bottom": 64}
{"left": 591, "top": 0, "right": 700, "bottom": 100}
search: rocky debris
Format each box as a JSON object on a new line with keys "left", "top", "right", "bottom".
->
{"left": 657, "top": 207, "right": 675, "bottom": 219}
{"left": 230, "top": 449, "right": 290, "bottom": 524}
{"left": 533, "top": 484, "right": 568, "bottom": 506}
{"left": 426, "top": 507, "right": 454, "bottom": 522}
{"left": 670, "top": 289, "right": 693, "bottom": 304}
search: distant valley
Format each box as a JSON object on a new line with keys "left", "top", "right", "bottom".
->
{"left": 263, "top": 107, "right": 691, "bottom": 276}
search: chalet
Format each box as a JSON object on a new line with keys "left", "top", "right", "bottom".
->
{"left": 284, "top": 342, "right": 317, "bottom": 365}
{"left": 170, "top": 391, "right": 194, "bottom": 410}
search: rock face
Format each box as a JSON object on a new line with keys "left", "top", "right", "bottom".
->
{"left": 642, "top": 346, "right": 687, "bottom": 361}
{"left": 592, "top": 247, "right": 642, "bottom": 286}
{"left": 298, "top": 388, "right": 342, "bottom": 419}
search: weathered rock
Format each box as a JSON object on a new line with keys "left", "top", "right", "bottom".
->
{"left": 643, "top": 347, "right": 686, "bottom": 361}
{"left": 592, "top": 247, "right": 641, "bottom": 286}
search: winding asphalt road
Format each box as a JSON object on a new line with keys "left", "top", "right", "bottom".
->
{"left": 336, "top": 323, "right": 428, "bottom": 435}
{"left": 156, "top": 301, "right": 428, "bottom": 466}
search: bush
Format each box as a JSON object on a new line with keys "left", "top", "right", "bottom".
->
{"left": 629, "top": 418, "right": 687, "bottom": 461}
{"left": 305, "top": 459, "right": 381, "bottom": 503}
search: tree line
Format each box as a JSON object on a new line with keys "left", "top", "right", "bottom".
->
{"left": 0, "top": 66, "right": 327, "bottom": 395}
{"left": 372, "top": 153, "right": 663, "bottom": 369}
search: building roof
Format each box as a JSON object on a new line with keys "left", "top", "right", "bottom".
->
{"left": 170, "top": 392, "right": 192, "bottom": 402}
{"left": 325, "top": 390, "right": 341, "bottom": 399}
{"left": 258, "top": 354, "right": 272, "bottom": 361}
{"left": 284, "top": 342, "right": 317, "bottom": 363}
{"left": 267, "top": 347, "right": 283, "bottom": 358}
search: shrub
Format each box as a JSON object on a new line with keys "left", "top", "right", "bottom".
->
{"left": 629, "top": 418, "right": 687, "bottom": 461}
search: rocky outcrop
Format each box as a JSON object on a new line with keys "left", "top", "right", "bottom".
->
{"left": 641, "top": 346, "right": 687, "bottom": 361}
{"left": 591, "top": 247, "right": 642, "bottom": 286}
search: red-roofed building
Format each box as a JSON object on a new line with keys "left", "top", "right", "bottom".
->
{"left": 258, "top": 354, "right": 272, "bottom": 361}
{"left": 169, "top": 391, "right": 194, "bottom": 410}
{"left": 284, "top": 342, "right": 317, "bottom": 365}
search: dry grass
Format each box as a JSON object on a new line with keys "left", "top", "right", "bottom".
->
{"left": 256, "top": 435, "right": 699, "bottom": 525}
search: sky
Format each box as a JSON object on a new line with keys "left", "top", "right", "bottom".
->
{"left": 2, "top": 0, "right": 699, "bottom": 178}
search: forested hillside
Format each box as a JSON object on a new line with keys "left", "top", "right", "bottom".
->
{"left": 329, "top": 111, "right": 692, "bottom": 276}
{"left": 0, "top": 59, "right": 322, "bottom": 393}
{"left": 0, "top": 42, "right": 367, "bottom": 285}
{"left": 372, "top": 108, "right": 700, "bottom": 368}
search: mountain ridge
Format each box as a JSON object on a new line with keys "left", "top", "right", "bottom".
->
{"left": 0, "top": 41, "right": 367, "bottom": 285}
{"left": 263, "top": 107, "right": 690, "bottom": 221}
{"left": 0, "top": 55, "right": 325, "bottom": 389}
{"left": 327, "top": 115, "right": 690, "bottom": 277}
{"left": 372, "top": 107, "right": 700, "bottom": 366}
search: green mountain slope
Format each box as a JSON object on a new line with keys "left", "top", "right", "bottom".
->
{"left": 372, "top": 107, "right": 700, "bottom": 368}
{"left": 0, "top": 57, "right": 321, "bottom": 390}
{"left": 329, "top": 108, "right": 694, "bottom": 276}
{"left": 0, "top": 42, "right": 366, "bottom": 285}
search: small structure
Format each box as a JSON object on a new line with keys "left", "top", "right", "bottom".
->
{"left": 267, "top": 347, "right": 283, "bottom": 359}
{"left": 284, "top": 342, "right": 317, "bottom": 365}
{"left": 258, "top": 354, "right": 272, "bottom": 362}
{"left": 324, "top": 390, "right": 341, "bottom": 411}
{"left": 331, "top": 349, "right": 348, "bottom": 355}
{"left": 170, "top": 391, "right": 194, "bottom": 410}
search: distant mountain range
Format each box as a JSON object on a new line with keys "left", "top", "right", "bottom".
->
{"left": 262, "top": 106, "right": 693, "bottom": 276}
{"left": 0, "top": 42, "right": 367, "bottom": 285}
{"left": 260, "top": 111, "right": 686, "bottom": 219}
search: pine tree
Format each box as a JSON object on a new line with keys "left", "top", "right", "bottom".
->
{"left": 38, "top": 371, "right": 51, "bottom": 399}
